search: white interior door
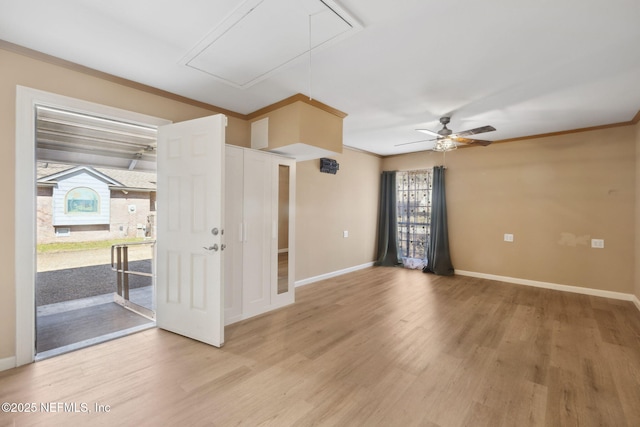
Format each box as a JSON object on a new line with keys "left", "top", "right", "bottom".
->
{"left": 156, "top": 114, "right": 226, "bottom": 347}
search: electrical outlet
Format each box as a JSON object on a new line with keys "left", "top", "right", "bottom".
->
{"left": 504, "top": 233, "right": 514, "bottom": 242}
{"left": 591, "top": 239, "right": 604, "bottom": 249}
{"left": 343, "top": 230, "right": 349, "bottom": 238}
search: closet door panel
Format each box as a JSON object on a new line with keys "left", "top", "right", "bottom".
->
{"left": 271, "top": 157, "right": 295, "bottom": 308}
{"left": 242, "top": 150, "right": 273, "bottom": 316}
{"left": 224, "top": 146, "right": 244, "bottom": 324}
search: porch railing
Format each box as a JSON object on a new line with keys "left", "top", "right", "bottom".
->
{"left": 110, "top": 240, "right": 156, "bottom": 320}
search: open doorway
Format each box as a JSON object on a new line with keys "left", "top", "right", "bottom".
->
{"left": 16, "top": 87, "right": 227, "bottom": 366}
{"left": 34, "top": 105, "right": 159, "bottom": 358}
{"left": 14, "top": 87, "right": 171, "bottom": 364}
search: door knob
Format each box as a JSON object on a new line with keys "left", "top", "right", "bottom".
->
{"left": 203, "top": 244, "right": 219, "bottom": 251}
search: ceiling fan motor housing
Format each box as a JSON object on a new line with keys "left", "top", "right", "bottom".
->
{"left": 438, "top": 117, "right": 452, "bottom": 136}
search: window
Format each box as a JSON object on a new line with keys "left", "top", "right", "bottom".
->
{"left": 65, "top": 187, "right": 99, "bottom": 214}
{"left": 396, "top": 170, "right": 432, "bottom": 267}
{"left": 55, "top": 227, "right": 71, "bottom": 237}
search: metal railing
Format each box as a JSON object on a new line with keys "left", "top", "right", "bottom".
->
{"left": 110, "top": 240, "right": 156, "bottom": 320}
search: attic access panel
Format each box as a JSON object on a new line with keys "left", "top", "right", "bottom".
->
{"left": 183, "top": 0, "right": 361, "bottom": 89}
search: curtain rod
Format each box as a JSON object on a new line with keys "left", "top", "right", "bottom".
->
{"left": 382, "top": 167, "right": 446, "bottom": 173}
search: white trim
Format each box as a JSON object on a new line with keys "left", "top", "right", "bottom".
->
{"left": 15, "top": 86, "right": 170, "bottom": 367}
{"left": 0, "top": 356, "right": 17, "bottom": 372}
{"left": 295, "top": 262, "right": 375, "bottom": 287}
{"left": 455, "top": 270, "right": 637, "bottom": 303}
{"left": 633, "top": 295, "right": 640, "bottom": 312}
{"left": 39, "top": 165, "right": 122, "bottom": 185}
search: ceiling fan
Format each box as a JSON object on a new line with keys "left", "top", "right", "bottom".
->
{"left": 396, "top": 117, "right": 496, "bottom": 150}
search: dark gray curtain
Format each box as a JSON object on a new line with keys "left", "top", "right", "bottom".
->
{"left": 375, "top": 171, "right": 401, "bottom": 266}
{"left": 424, "top": 166, "right": 454, "bottom": 275}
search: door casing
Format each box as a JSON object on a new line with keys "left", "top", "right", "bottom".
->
{"left": 15, "top": 86, "right": 170, "bottom": 366}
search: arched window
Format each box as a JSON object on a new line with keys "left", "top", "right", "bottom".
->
{"left": 65, "top": 187, "right": 100, "bottom": 214}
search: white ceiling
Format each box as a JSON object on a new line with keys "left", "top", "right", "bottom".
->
{"left": 2, "top": 0, "right": 640, "bottom": 156}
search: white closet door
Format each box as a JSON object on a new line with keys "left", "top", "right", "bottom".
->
{"left": 242, "top": 150, "right": 273, "bottom": 317}
{"left": 224, "top": 146, "right": 244, "bottom": 324}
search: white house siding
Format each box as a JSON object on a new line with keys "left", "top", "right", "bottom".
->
{"left": 52, "top": 170, "right": 111, "bottom": 226}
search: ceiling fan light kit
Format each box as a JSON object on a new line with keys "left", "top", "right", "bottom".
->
{"left": 432, "top": 137, "right": 457, "bottom": 152}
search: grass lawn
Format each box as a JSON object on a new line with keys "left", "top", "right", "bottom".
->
{"left": 37, "top": 237, "right": 148, "bottom": 254}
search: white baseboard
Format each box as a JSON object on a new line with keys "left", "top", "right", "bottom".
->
{"left": 0, "top": 356, "right": 16, "bottom": 372}
{"left": 296, "top": 262, "right": 375, "bottom": 287}
{"left": 455, "top": 270, "right": 639, "bottom": 309}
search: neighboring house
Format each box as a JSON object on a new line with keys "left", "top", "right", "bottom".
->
{"left": 37, "top": 163, "right": 156, "bottom": 244}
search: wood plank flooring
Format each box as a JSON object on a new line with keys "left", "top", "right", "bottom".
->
{"left": 1, "top": 267, "right": 639, "bottom": 426}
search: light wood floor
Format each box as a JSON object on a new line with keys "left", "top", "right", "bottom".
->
{"left": 1, "top": 267, "right": 639, "bottom": 426}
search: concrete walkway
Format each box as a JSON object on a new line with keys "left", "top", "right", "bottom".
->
{"left": 36, "top": 245, "right": 154, "bottom": 306}
{"left": 36, "top": 260, "right": 152, "bottom": 305}
{"left": 34, "top": 244, "right": 156, "bottom": 358}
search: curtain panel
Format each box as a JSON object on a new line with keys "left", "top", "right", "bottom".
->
{"left": 375, "top": 171, "right": 401, "bottom": 266}
{"left": 423, "top": 166, "right": 454, "bottom": 276}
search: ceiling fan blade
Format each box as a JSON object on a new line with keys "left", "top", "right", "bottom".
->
{"left": 454, "top": 137, "right": 492, "bottom": 146}
{"left": 394, "top": 138, "right": 435, "bottom": 147}
{"left": 454, "top": 125, "right": 496, "bottom": 138}
{"left": 415, "top": 128, "right": 440, "bottom": 137}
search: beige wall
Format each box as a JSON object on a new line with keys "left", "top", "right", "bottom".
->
{"left": 0, "top": 46, "right": 380, "bottom": 362}
{"left": 636, "top": 122, "right": 640, "bottom": 300}
{"left": 296, "top": 148, "right": 382, "bottom": 280}
{"left": 0, "top": 47, "right": 250, "bottom": 360}
{"left": 3, "top": 42, "right": 635, "bottom": 365}
{"left": 384, "top": 126, "right": 637, "bottom": 294}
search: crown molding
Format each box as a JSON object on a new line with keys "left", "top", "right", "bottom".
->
{"left": 0, "top": 40, "right": 246, "bottom": 119}
{"left": 343, "top": 145, "right": 382, "bottom": 158}
{"left": 5, "top": 39, "right": 635, "bottom": 146}
{"left": 2, "top": 41, "right": 349, "bottom": 122}
{"left": 246, "top": 93, "right": 348, "bottom": 120}
{"left": 495, "top": 114, "right": 640, "bottom": 144}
